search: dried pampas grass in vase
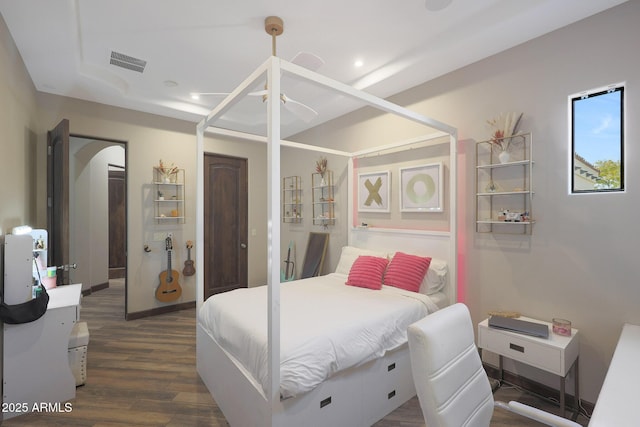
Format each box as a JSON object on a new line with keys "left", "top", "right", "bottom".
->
{"left": 487, "top": 112, "right": 523, "bottom": 163}
{"left": 315, "top": 156, "right": 328, "bottom": 185}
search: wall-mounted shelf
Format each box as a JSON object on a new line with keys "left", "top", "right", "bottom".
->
{"left": 283, "top": 176, "right": 303, "bottom": 223}
{"left": 312, "top": 171, "right": 335, "bottom": 226}
{"left": 475, "top": 132, "right": 534, "bottom": 234}
{"left": 153, "top": 168, "right": 185, "bottom": 224}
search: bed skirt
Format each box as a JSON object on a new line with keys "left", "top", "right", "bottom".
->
{"left": 197, "top": 323, "right": 416, "bottom": 427}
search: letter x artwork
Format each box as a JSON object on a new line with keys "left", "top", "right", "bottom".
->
{"left": 358, "top": 171, "right": 390, "bottom": 212}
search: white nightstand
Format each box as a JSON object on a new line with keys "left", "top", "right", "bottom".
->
{"left": 478, "top": 316, "right": 579, "bottom": 418}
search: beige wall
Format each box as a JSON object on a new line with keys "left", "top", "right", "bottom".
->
{"left": 279, "top": 147, "right": 350, "bottom": 277}
{"left": 297, "top": 2, "right": 640, "bottom": 403}
{"left": 36, "top": 94, "right": 199, "bottom": 313}
{"left": 0, "top": 13, "right": 40, "bottom": 234}
{"left": 36, "top": 94, "right": 269, "bottom": 314}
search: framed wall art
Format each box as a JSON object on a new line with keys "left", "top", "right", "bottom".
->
{"left": 358, "top": 170, "right": 390, "bottom": 212}
{"left": 399, "top": 162, "right": 443, "bottom": 212}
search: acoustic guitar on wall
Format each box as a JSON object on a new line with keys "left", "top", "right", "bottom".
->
{"left": 183, "top": 240, "right": 195, "bottom": 276}
{"left": 156, "top": 236, "right": 182, "bottom": 302}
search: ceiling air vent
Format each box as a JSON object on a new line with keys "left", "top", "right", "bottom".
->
{"left": 110, "top": 51, "right": 147, "bottom": 73}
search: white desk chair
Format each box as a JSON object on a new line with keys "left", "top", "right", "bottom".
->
{"left": 407, "top": 303, "right": 581, "bottom": 427}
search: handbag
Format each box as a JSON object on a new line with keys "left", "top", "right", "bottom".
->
{"left": 0, "top": 285, "right": 49, "bottom": 324}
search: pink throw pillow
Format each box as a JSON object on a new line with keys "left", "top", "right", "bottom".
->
{"left": 345, "top": 256, "right": 388, "bottom": 290}
{"left": 384, "top": 252, "right": 432, "bottom": 293}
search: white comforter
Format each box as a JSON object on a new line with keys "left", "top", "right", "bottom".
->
{"left": 198, "top": 273, "right": 439, "bottom": 398}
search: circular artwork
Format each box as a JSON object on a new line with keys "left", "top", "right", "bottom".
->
{"left": 406, "top": 173, "right": 435, "bottom": 204}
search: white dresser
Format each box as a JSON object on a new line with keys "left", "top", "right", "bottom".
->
{"left": 2, "top": 284, "right": 82, "bottom": 420}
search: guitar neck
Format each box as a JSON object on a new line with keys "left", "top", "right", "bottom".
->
{"left": 165, "top": 236, "right": 174, "bottom": 275}
{"left": 166, "top": 249, "right": 173, "bottom": 283}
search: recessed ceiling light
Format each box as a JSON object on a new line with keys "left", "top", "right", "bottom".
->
{"left": 163, "top": 80, "right": 178, "bottom": 87}
{"left": 354, "top": 59, "right": 364, "bottom": 68}
{"left": 190, "top": 93, "right": 200, "bottom": 100}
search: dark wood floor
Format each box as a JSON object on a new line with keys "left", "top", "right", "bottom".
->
{"left": 3, "top": 281, "right": 589, "bottom": 426}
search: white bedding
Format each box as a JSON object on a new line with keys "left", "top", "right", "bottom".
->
{"left": 198, "top": 272, "right": 440, "bottom": 399}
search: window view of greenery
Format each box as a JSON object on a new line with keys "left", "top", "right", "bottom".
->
{"left": 571, "top": 85, "right": 624, "bottom": 193}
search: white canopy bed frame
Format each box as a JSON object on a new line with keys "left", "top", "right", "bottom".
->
{"left": 195, "top": 55, "right": 458, "bottom": 427}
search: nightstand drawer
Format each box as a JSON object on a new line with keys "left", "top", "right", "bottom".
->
{"left": 479, "top": 326, "right": 562, "bottom": 374}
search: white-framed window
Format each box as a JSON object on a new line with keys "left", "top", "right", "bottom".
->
{"left": 569, "top": 83, "right": 624, "bottom": 193}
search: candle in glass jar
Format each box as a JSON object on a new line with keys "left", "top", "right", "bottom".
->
{"left": 552, "top": 318, "right": 571, "bottom": 336}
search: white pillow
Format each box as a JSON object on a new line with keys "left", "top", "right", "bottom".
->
{"left": 334, "top": 246, "right": 388, "bottom": 276}
{"left": 420, "top": 258, "right": 448, "bottom": 295}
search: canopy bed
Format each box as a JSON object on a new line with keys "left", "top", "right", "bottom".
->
{"left": 194, "top": 25, "right": 458, "bottom": 425}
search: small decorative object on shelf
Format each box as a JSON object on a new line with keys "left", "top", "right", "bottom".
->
{"left": 315, "top": 156, "right": 328, "bottom": 186}
{"left": 497, "top": 209, "right": 529, "bottom": 222}
{"left": 156, "top": 159, "right": 179, "bottom": 183}
{"left": 487, "top": 112, "right": 523, "bottom": 164}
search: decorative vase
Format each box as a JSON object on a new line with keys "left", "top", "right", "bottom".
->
{"left": 498, "top": 150, "right": 511, "bottom": 164}
{"left": 485, "top": 181, "right": 497, "bottom": 193}
{"left": 320, "top": 174, "right": 326, "bottom": 187}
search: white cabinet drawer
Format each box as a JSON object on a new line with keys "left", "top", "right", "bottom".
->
{"left": 479, "top": 326, "right": 561, "bottom": 374}
{"left": 362, "top": 346, "right": 415, "bottom": 425}
{"left": 281, "top": 365, "right": 362, "bottom": 427}
{"left": 478, "top": 319, "right": 579, "bottom": 377}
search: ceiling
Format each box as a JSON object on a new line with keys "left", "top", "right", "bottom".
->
{"left": 0, "top": 0, "right": 627, "bottom": 137}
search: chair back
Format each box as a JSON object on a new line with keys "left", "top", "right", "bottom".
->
{"left": 407, "top": 303, "right": 494, "bottom": 427}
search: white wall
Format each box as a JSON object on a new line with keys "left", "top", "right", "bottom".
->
{"left": 295, "top": 2, "right": 640, "bottom": 403}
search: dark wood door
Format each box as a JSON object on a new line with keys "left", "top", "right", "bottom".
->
{"left": 204, "top": 154, "right": 248, "bottom": 299}
{"left": 108, "top": 169, "right": 126, "bottom": 278}
{"left": 47, "top": 119, "right": 70, "bottom": 285}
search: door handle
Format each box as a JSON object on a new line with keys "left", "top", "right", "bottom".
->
{"left": 240, "top": 243, "right": 247, "bottom": 249}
